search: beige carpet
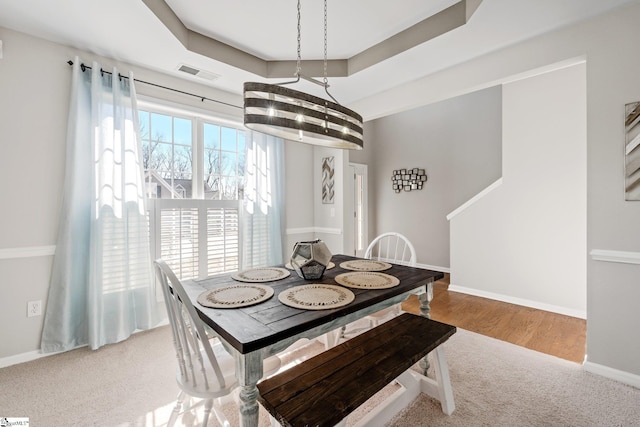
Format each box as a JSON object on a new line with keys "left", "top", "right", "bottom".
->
{"left": 1, "top": 325, "right": 638, "bottom": 426}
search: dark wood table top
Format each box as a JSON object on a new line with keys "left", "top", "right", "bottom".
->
{"left": 182, "top": 254, "right": 444, "bottom": 354}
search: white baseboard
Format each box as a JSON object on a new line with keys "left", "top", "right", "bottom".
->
{"left": 0, "top": 349, "right": 51, "bottom": 369}
{"left": 0, "top": 319, "right": 169, "bottom": 369}
{"left": 448, "top": 284, "right": 586, "bottom": 319}
{"left": 583, "top": 360, "right": 640, "bottom": 389}
{"left": 416, "top": 263, "right": 450, "bottom": 274}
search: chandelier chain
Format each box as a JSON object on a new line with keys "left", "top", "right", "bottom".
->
{"left": 296, "top": 0, "right": 302, "bottom": 76}
{"left": 323, "top": 0, "right": 328, "bottom": 85}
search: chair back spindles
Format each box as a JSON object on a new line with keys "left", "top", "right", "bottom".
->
{"left": 154, "top": 260, "right": 227, "bottom": 391}
{"left": 365, "top": 232, "right": 417, "bottom": 267}
{"left": 154, "top": 259, "right": 285, "bottom": 426}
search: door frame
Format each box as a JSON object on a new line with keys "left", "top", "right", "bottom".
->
{"left": 347, "top": 162, "right": 368, "bottom": 257}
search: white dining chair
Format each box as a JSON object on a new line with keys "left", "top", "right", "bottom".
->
{"left": 341, "top": 233, "right": 417, "bottom": 339}
{"left": 154, "top": 260, "right": 282, "bottom": 427}
{"left": 364, "top": 232, "right": 417, "bottom": 325}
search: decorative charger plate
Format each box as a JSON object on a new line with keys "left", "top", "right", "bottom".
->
{"left": 339, "top": 259, "right": 393, "bottom": 271}
{"left": 335, "top": 272, "right": 400, "bottom": 289}
{"left": 278, "top": 284, "right": 355, "bottom": 310}
{"left": 197, "top": 284, "right": 274, "bottom": 309}
{"left": 231, "top": 267, "right": 290, "bottom": 283}
{"left": 285, "top": 261, "right": 335, "bottom": 270}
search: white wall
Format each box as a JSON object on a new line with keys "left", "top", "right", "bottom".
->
{"left": 450, "top": 63, "right": 587, "bottom": 318}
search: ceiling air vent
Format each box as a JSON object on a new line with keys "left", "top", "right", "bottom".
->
{"left": 177, "top": 64, "right": 220, "bottom": 81}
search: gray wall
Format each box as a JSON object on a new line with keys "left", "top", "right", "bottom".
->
{"left": 283, "top": 140, "right": 315, "bottom": 257}
{"left": 352, "top": 87, "right": 502, "bottom": 270}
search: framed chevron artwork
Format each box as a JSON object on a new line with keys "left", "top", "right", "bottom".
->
{"left": 322, "top": 156, "right": 335, "bottom": 204}
{"left": 625, "top": 101, "right": 640, "bottom": 200}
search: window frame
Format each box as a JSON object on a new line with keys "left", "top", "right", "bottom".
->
{"left": 138, "top": 97, "right": 247, "bottom": 281}
{"left": 137, "top": 97, "right": 247, "bottom": 201}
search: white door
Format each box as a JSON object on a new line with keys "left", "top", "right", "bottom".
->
{"left": 349, "top": 163, "right": 368, "bottom": 257}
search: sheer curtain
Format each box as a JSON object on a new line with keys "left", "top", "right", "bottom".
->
{"left": 41, "top": 58, "right": 158, "bottom": 352}
{"left": 242, "top": 131, "right": 286, "bottom": 268}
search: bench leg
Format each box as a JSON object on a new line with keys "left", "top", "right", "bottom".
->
{"left": 415, "top": 346, "right": 455, "bottom": 415}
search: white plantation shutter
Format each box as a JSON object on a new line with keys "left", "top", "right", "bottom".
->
{"left": 243, "top": 211, "right": 271, "bottom": 268}
{"left": 208, "top": 207, "right": 240, "bottom": 275}
{"left": 149, "top": 199, "right": 240, "bottom": 281}
{"left": 160, "top": 207, "right": 199, "bottom": 279}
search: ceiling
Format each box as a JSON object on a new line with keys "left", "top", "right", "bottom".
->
{"left": 0, "top": 0, "right": 636, "bottom": 112}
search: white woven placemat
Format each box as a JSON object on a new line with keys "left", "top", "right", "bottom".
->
{"left": 278, "top": 284, "right": 355, "bottom": 310}
{"left": 231, "top": 267, "right": 290, "bottom": 283}
{"left": 285, "top": 261, "right": 335, "bottom": 270}
{"left": 339, "top": 259, "right": 392, "bottom": 271}
{"left": 335, "top": 272, "right": 400, "bottom": 289}
{"left": 197, "top": 284, "right": 274, "bottom": 308}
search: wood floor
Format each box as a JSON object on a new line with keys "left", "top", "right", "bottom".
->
{"left": 401, "top": 274, "right": 587, "bottom": 363}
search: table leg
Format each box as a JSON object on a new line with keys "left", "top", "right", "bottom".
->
{"left": 418, "top": 279, "right": 434, "bottom": 375}
{"left": 236, "top": 351, "right": 263, "bottom": 427}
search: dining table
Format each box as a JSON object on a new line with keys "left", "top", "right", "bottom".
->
{"left": 181, "top": 253, "right": 445, "bottom": 427}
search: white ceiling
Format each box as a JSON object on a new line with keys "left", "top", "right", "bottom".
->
{"left": 0, "top": 0, "right": 636, "bottom": 109}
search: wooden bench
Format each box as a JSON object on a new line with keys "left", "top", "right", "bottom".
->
{"left": 257, "top": 313, "right": 457, "bottom": 427}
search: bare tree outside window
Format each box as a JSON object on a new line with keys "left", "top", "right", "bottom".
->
{"left": 139, "top": 110, "right": 246, "bottom": 201}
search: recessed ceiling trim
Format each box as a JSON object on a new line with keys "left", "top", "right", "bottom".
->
{"left": 188, "top": 28, "right": 267, "bottom": 76}
{"left": 265, "top": 59, "right": 349, "bottom": 79}
{"left": 142, "top": 0, "right": 481, "bottom": 79}
{"left": 349, "top": 0, "right": 478, "bottom": 74}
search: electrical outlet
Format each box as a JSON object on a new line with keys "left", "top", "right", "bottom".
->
{"left": 27, "top": 300, "right": 42, "bottom": 317}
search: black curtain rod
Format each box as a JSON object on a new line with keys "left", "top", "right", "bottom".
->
{"left": 66, "top": 60, "right": 242, "bottom": 110}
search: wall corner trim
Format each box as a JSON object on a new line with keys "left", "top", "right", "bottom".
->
{"left": 589, "top": 249, "right": 640, "bottom": 265}
{"left": 446, "top": 178, "right": 503, "bottom": 221}
{"left": 0, "top": 245, "right": 56, "bottom": 260}
{"left": 583, "top": 360, "right": 640, "bottom": 389}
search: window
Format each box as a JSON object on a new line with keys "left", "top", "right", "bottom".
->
{"left": 139, "top": 104, "right": 246, "bottom": 280}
